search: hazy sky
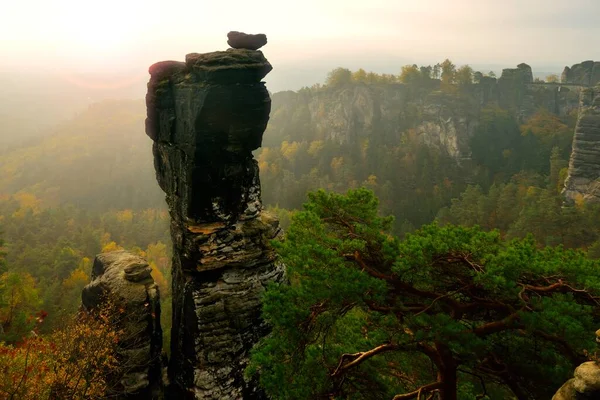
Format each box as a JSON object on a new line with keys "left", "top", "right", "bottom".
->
{"left": 1, "top": 0, "right": 599, "bottom": 91}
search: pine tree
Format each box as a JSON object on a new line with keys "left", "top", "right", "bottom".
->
{"left": 249, "top": 188, "right": 600, "bottom": 400}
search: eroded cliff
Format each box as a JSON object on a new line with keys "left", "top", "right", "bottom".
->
{"left": 145, "top": 47, "right": 284, "bottom": 399}
{"left": 562, "top": 86, "right": 600, "bottom": 204}
{"left": 562, "top": 60, "right": 600, "bottom": 86}
{"left": 267, "top": 62, "right": 589, "bottom": 163}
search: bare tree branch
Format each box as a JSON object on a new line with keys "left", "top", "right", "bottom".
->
{"left": 332, "top": 343, "right": 399, "bottom": 377}
{"left": 391, "top": 381, "right": 443, "bottom": 400}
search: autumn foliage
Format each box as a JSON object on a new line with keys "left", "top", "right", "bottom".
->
{"left": 0, "top": 308, "right": 121, "bottom": 400}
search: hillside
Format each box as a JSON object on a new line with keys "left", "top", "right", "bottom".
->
{"left": 257, "top": 63, "right": 586, "bottom": 230}
{"left": 0, "top": 100, "right": 164, "bottom": 211}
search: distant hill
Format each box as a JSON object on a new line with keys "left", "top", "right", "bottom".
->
{"left": 0, "top": 100, "right": 164, "bottom": 211}
{"left": 0, "top": 69, "right": 146, "bottom": 149}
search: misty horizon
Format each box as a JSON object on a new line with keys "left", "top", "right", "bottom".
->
{"left": 2, "top": 0, "right": 599, "bottom": 93}
{"left": 1, "top": 0, "right": 599, "bottom": 146}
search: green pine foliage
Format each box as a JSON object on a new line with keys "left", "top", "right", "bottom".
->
{"left": 249, "top": 188, "right": 600, "bottom": 400}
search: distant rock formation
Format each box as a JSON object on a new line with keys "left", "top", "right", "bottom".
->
{"left": 145, "top": 44, "right": 284, "bottom": 398}
{"left": 562, "top": 60, "right": 600, "bottom": 86}
{"left": 227, "top": 31, "right": 267, "bottom": 50}
{"left": 562, "top": 86, "right": 600, "bottom": 204}
{"left": 500, "top": 63, "right": 534, "bottom": 84}
{"left": 82, "top": 251, "right": 163, "bottom": 399}
{"left": 266, "top": 61, "right": 595, "bottom": 165}
{"left": 497, "top": 63, "right": 534, "bottom": 120}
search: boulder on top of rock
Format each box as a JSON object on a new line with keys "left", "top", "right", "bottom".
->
{"left": 227, "top": 31, "right": 267, "bottom": 50}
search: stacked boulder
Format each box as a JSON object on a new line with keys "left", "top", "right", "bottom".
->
{"left": 145, "top": 32, "right": 284, "bottom": 399}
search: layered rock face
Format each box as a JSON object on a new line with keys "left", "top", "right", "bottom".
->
{"left": 269, "top": 84, "right": 478, "bottom": 161}
{"left": 146, "top": 48, "right": 284, "bottom": 398}
{"left": 562, "top": 60, "right": 600, "bottom": 86}
{"left": 82, "top": 251, "right": 163, "bottom": 399}
{"left": 267, "top": 62, "right": 593, "bottom": 164}
{"left": 563, "top": 86, "right": 600, "bottom": 204}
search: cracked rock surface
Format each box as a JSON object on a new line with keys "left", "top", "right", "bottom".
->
{"left": 146, "top": 47, "right": 284, "bottom": 399}
{"left": 82, "top": 251, "right": 163, "bottom": 399}
{"left": 563, "top": 86, "right": 600, "bottom": 205}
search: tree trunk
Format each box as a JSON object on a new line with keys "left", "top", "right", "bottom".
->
{"left": 436, "top": 343, "right": 458, "bottom": 400}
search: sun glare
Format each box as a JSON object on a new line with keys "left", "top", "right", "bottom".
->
{"left": 54, "top": 0, "right": 159, "bottom": 53}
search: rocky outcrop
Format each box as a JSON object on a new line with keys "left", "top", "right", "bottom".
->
{"left": 553, "top": 330, "right": 600, "bottom": 399}
{"left": 562, "top": 86, "right": 600, "bottom": 204}
{"left": 227, "top": 31, "right": 267, "bottom": 50}
{"left": 82, "top": 251, "right": 163, "bottom": 399}
{"left": 145, "top": 46, "right": 284, "bottom": 399}
{"left": 562, "top": 61, "right": 600, "bottom": 86}
{"left": 497, "top": 63, "right": 534, "bottom": 120}
{"left": 266, "top": 84, "right": 478, "bottom": 161}
{"left": 266, "top": 62, "right": 596, "bottom": 165}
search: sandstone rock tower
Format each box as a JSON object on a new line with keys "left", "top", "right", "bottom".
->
{"left": 145, "top": 35, "right": 284, "bottom": 398}
{"left": 562, "top": 85, "right": 600, "bottom": 204}
{"left": 82, "top": 251, "right": 163, "bottom": 399}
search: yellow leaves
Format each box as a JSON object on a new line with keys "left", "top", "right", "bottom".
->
{"left": 100, "top": 232, "right": 111, "bottom": 246}
{"left": 146, "top": 242, "right": 170, "bottom": 296}
{"left": 280, "top": 141, "right": 300, "bottom": 163}
{"left": 62, "top": 269, "right": 89, "bottom": 291}
{"left": 399, "top": 64, "right": 420, "bottom": 84}
{"left": 268, "top": 163, "right": 281, "bottom": 177}
{"left": 16, "top": 310, "right": 121, "bottom": 399}
{"left": 308, "top": 140, "right": 325, "bottom": 158}
{"left": 257, "top": 147, "right": 274, "bottom": 163}
{"left": 574, "top": 193, "right": 586, "bottom": 210}
{"left": 351, "top": 68, "right": 368, "bottom": 83}
{"left": 116, "top": 209, "right": 133, "bottom": 223}
{"left": 101, "top": 241, "right": 123, "bottom": 253}
{"left": 78, "top": 257, "right": 92, "bottom": 274}
{"left": 258, "top": 160, "right": 269, "bottom": 174}
{"left": 520, "top": 109, "right": 570, "bottom": 142}
{"left": 11, "top": 192, "right": 42, "bottom": 218}
{"left": 150, "top": 261, "right": 169, "bottom": 296}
